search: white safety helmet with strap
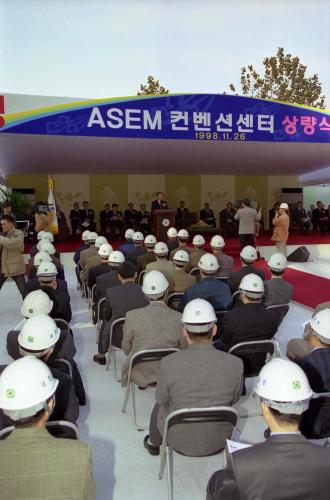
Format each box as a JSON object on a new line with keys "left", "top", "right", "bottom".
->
{"left": 154, "top": 242, "right": 169, "bottom": 256}
{"left": 309, "top": 309, "right": 330, "bottom": 344}
{"left": 108, "top": 250, "right": 125, "bottom": 265}
{"left": 239, "top": 273, "right": 264, "bottom": 298}
{"left": 21, "top": 290, "right": 53, "bottom": 317}
{"left": 125, "top": 228, "right": 134, "bottom": 240}
{"left": 255, "top": 358, "right": 313, "bottom": 415}
{"left": 182, "top": 298, "right": 217, "bottom": 333}
{"left": 144, "top": 234, "right": 157, "bottom": 248}
{"left": 178, "top": 229, "right": 189, "bottom": 240}
{"left": 268, "top": 253, "right": 287, "bottom": 272}
{"left": 280, "top": 202, "right": 289, "bottom": 210}
{"left": 198, "top": 253, "right": 219, "bottom": 273}
{"left": 142, "top": 270, "right": 169, "bottom": 299}
{"left": 95, "top": 236, "right": 108, "bottom": 249}
{"left": 133, "top": 231, "right": 144, "bottom": 242}
{"left": 0, "top": 357, "right": 59, "bottom": 420}
{"left": 36, "top": 261, "right": 58, "bottom": 278}
{"left": 18, "top": 314, "right": 60, "bottom": 357}
{"left": 173, "top": 250, "right": 189, "bottom": 265}
{"left": 82, "top": 230, "right": 91, "bottom": 241}
{"left": 192, "top": 234, "right": 205, "bottom": 247}
{"left": 98, "top": 243, "right": 113, "bottom": 258}
{"left": 87, "top": 231, "right": 98, "bottom": 243}
{"left": 39, "top": 241, "right": 56, "bottom": 255}
{"left": 34, "top": 251, "right": 52, "bottom": 267}
{"left": 240, "top": 245, "right": 257, "bottom": 263}
{"left": 167, "top": 227, "right": 177, "bottom": 238}
{"left": 37, "top": 230, "right": 46, "bottom": 241}
{"left": 210, "top": 235, "right": 225, "bottom": 249}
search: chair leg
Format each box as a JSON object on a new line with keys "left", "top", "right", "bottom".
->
{"left": 130, "top": 384, "right": 148, "bottom": 430}
{"left": 122, "top": 384, "right": 130, "bottom": 413}
{"left": 158, "top": 444, "right": 166, "bottom": 480}
{"left": 166, "top": 446, "right": 174, "bottom": 500}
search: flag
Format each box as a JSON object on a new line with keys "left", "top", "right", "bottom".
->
{"left": 48, "top": 175, "right": 58, "bottom": 235}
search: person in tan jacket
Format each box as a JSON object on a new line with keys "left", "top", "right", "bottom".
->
{"left": 35, "top": 204, "right": 54, "bottom": 233}
{"left": 0, "top": 215, "right": 26, "bottom": 297}
{"left": 271, "top": 202, "right": 290, "bottom": 256}
{"left": 172, "top": 249, "right": 196, "bottom": 292}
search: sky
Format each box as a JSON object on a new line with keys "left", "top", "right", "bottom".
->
{"left": 0, "top": 0, "right": 329, "bottom": 106}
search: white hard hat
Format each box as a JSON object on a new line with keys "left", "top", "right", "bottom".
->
{"left": 240, "top": 245, "right": 257, "bottom": 262}
{"left": 268, "top": 253, "right": 287, "bottom": 271}
{"left": 198, "top": 253, "right": 219, "bottom": 273}
{"left": 255, "top": 358, "right": 313, "bottom": 415}
{"left": 142, "top": 270, "right": 169, "bottom": 298}
{"left": 133, "top": 231, "right": 144, "bottom": 242}
{"left": 193, "top": 234, "right": 205, "bottom": 247}
{"left": 173, "top": 250, "right": 189, "bottom": 263}
{"left": 37, "top": 230, "right": 46, "bottom": 241}
{"left": 82, "top": 230, "right": 91, "bottom": 241}
{"left": 87, "top": 231, "right": 98, "bottom": 242}
{"left": 39, "top": 241, "right": 56, "bottom": 255}
{"left": 211, "top": 235, "right": 225, "bottom": 249}
{"left": 98, "top": 243, "right": 113, "bottom": 257}
{"left": 182, "top": 298, "right": 217, "bottom": 333}
{"left": 42, "top": 232, "right": 54, "bottom": 243}
{"left": 239, "top": 273, "right": 264, "bottom": 298}
{"left": 154, "top": 242, "right": 169, "bottom": 256}
{"left": 310, "top": 309, "right": 330, "bottom": 344}
{"left": 108, "top": 250, "right": 125, "bottom": 265}
{"left": 178, "top": 229, "right": 189, "bottom": 239}
{"left": 280, "top": 202, "right": 289, "bottom": 210}
{"left": 18, "top": 314, "right": 60, "bottom": 355}
{"left": 34, "top": 251, "right": 52, "bottom": 266}
{"left": 95, "top": 236, "right": 108, "bottom": 249}
{"left": 36, "top": 261, "right": 58, "bottom": 277}
{"left": 21, "top": 290, "right": 53, "bottom": 317}
{"left": 125, "top": 228, "right": 134, "bottom": 240}
{"left": 167, "top": 227, "right": 178, "bottom": 238}
{"left": 144, "top": 234, "right": 157, "bottom": 247}
{"left": 0, "top": 357, "right": 59, "bottom": 420}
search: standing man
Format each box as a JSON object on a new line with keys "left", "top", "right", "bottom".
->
{"left": 176, "top": 200, "right": 189, "bottom": 229}
{"left": 234, "top": 199, "right": 262, "bottom": 249}
{"left": 69, "top": 202, "right": 81, "bottom": 236}
{"left": 124, "top": 202, "right": 138, "bottom": 229}
{"left": 271, "top": 202, "right": 290, "bottom": 256}
{"left": 151, "top": 192, "right": 168, "bottom": 215}
{"left": 0, "top": 215, "right": 26, "bottom": 297}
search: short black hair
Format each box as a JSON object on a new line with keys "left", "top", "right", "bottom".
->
{"left": 118, "top": 261, "right": 137, "bottom": 279}
{"left": 268, "top": 406, "right": 301, "bottom": 425}
{"left": 2, "top": 201, "right": 12, "bottom": 208}
{"left": 1, "top": 214, "right": 15, "bottom": 224}
{"left": 112, "top": 203, "right": 119, "bottom": 208}
{"left": 243, "top": 199, "right": 251, "bottom": 207}
{"left": 270, "top": 269, "right": 285, "bottom": 277}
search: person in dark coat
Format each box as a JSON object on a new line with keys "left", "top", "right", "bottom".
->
{"left": 80, "top": 200, "right": 95, "bottom": 231}
{"left": 228, "top": 245, "right": 265, "bottom": 294}
{"left": 69, "top": 202, "right": 81, "bottom": 236}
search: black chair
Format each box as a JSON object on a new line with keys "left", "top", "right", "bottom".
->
{"left": 228, "top": 340, "right": 280, "bottom": 378}
{"left": 0, "top": 420, "right": 79, "bottom": 440}
{"left": 189, "top": 267, "right": 200, "bottom": 277}
{"left": 51, "top": 358, "right": 73, "bottom": 379}
{"left": 106, "top": 317, "right": 126, "bottom": 380}
{"left": 138, "top": 270, "right": 146, "bottom": 286}
{"left": 53, "top": 318, "right": 70, "bottom": 333}
{"left": 166, "top": 292, "right": 184, "bottom": 311}
{"left": 300, "top": 392, "right": 330, "bottom": 441}
{"left": 265, "top": 303, "right": 290, "bottom": 326}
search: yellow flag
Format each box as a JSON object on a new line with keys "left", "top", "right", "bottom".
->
{"left": 47, "top": 175, "right": 58, "bottom": 235}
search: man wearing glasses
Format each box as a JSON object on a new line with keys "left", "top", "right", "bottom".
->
{"left": 0, "top": 215, "right": 26, "bottom": 297}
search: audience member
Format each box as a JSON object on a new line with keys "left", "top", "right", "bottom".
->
{"left": 136, "top": 234, "right": 157, "bottom": 274}
{"left": 87, "top": 243, "right": 113, "bottom": 289}
{"left": 99, "top": 203, "right": 112, "bottom": 235}
{"left": 118, "top": 228, "right": 135, "bottom": 255}
{"left": 221, "top": 202, "right": 236, "bottom": 236}
{"left": 169, "top": 228, "right": 192, "bottom": 258}
{"left": 312, "top": 201, "right": 328, "bottom": 235}
{"left": 78, "top": 232, "right": 98, "bottom": 271}
{"left": 172, "top": 250, "right": 196, "bottom": 292}
{"left": 73, "top": 230, "right": 91, "bottom": 265}
{"left": 0, "top": 214, "right": 26, "bottom": 297}
{"left": 292, "top": 201, "right": 310, "bottom": 234}
{"left": 137, "top": 203, "right": 151, "bottom": 234}
{"left": 166, "top": 227, "right": 179, "bottom": 253}
{"left": 145, "top": 242, "right": 175, "bottom": 292}
{"left": 94, "top": 251, "right": 124, "bottom": 304}
{"left": 228, "top": 245, "right": 265, "bottom": 294}
{"left": 264, "top": 253, "right": 293, "bottom": 307}
{"left": 109, "top": 203, "right": 124, "bottom": 240}
{"left": 30, "top": 230, "right": 55, "bottom": 258}
{"left": 126, "top": 231, "right": 147, "bottom": 264}
{"left": 80, "top": 200, "right": 95, "bottom": 231}
{"left": 25, "top": 261, "right": 68, "bottom": 296}
{"left": 39, "top": 275, "right": 72, "bottom": 323}
{"left": 80, "top": 236, "right": 108, "bottom": 284}
{"left": 124, "top": 202, "right": 138, "bottom": 229}
{"left": 234, "top": 199, "right": 261, "bottom": 249}
{"left": 200, "top": 202, "right": 216, "bottom": 227}
{"left": 69, "top": 202, "right": 81, "bottom": 235}
{"left": 287, "top": 308, "right": 329, "bottom": 361}
{"left": 210, "top": 235, "right": 234, "bottom": 277}
{"left": 187, "top": 234, "right": 206, "bottom": 271}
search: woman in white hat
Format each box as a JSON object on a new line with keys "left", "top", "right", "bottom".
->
{"left": 271, "top": 202, "right": 290, "bottom": 256}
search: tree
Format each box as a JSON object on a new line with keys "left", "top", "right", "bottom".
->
{"left": 229, "top": 47, "right": 325, "bottom": 109}
{"left": 137, "top": 75, "right": 169, "bottom": 95}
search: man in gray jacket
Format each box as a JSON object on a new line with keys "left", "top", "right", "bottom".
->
{"left": 264, "top": 253, "right": 293, "bottom": 307}
{"left": 234, "top": 199, "right": 261, "bottom": 249}
{"left": 144, "top": 299, "right": 243, "bottom": 457}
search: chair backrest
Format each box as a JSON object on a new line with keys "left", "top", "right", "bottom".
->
{"left": 228, "top": 340, "right": 277, "bottom": 378}
{"left": 51, "top": 358, "right": 73, "bottom": 379}
{"left": 214, "top": 310, "right": 228, "bottom": 323}
{"left": 189, "top": 267, "right": 200, "bottom": 277}
{"left": 0, "top": 426, "right": 14, "bottom": 440}
{"left": 166, "top": 292, "right": 184, "bottom": 311}
{"left": 265, "top": 304, "right": 289, "bottom": 325}
{"left": 300, "top": 392, "right": 330, "bottom": 440}
{"left": 53, "top": 318, "right": 70, "bottom": 333}
{"left": 46, "top": 420, "right": 79, "bottom": 439}
{"left": 138, "top": 270, "right": 146, "bottom": 286}
{"left": 91, "top": 284, "right": 96, "bottom": 306}
{"left": 109, "top": 317, "right": 126, "bottom": 347}
{"left": 127, "top": 348, "right": 179, "bottom": 385}
{"left": 16, "top": 220, "right": 29, "bottom": 237}
{"left": 97, "top": 297, "right": 106, "bottom": 323}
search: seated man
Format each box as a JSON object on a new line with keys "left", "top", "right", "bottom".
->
{"left": 187, "top": 234, "right": 207, "bottom": 271}
{"left": 179, "top": 253, "right": 232, "bottom": 312}
{"left": 166, "top": 227, "right": 179, "bottom": 253}
{"left": 137, "top": 203, "right": 151, "bottom": 235}
{"left": 144, "top": 299, "right": 243, "bottom": 456}
{"left": 292, "top": 201, "right": 310, "bottom": 234}
{"left": 206, "top": 358, "right": 330, "bottom": 500}
{"left": 118, "top": 228, "right": 135, "bottom": 255}
{"left": 136, "top": 234, "right": 157, "bottom": 275}
{"left": 176, "top": 200, "right": 189, "bottom": 229}
{"left": 200, "top": 202, "right": 216, "bottom": 227}
{"left": 73, "top": 230, "right": 90, "bottom": 265}
{"left": 109, "top": 203, "right": 124, "bottom": 240}
{"left": 87, "top": 242, "right": 112, "bottom": 289}
{"left": 78, "top": 231, "right": 98, "bottom": 271}
{"left": 264, "top": 253, "right": 293, "bottom": 307}
{"left": 172, "top": 250, "right": 196, "bottom": 292}
{"left": 124, "top": 202, "right": 138, "bottom": 229}
{"left": 287, "top": 308, "right": 330, "bottom": 361}
{"left": 80, "top": 236, "right": 108, "bottom": 284}
{"left": 210, "top": 235, "right": 234, "bottom": 277}
{"left": 25, "top": 261, "right": 68, "bottom": 296}
{"left": 80, "top": 200, "right": 95, "bottom": 231}
{"left": 228, "top": 245, "right": 265, "bottom": 294}
{"left": 312, "top": 201, "right": 328, "bottom": 235}
{"left": 39, "top": 277, "right": 72, "bottom": 323}
{"left": 221, "top": 202, "right": 236, "bottom": 237}
{"left": 99, "top": 203, "right": 112, "bottom": 235}
{"left": 145, "top": 242, "right": 175, "bottom": 292}
{"left": 169, "top": 228, "right": 192, "bottom": 259}
{"left": 93, "top": 261, "right": 148, "bottom": 365}
{"left": 94, "top": 250, "right": 124, "bottom": 304}
{"left": 69, "top": 202, "right": 81, "bottom": 236}
{"left": 0, "top": 357, "right": 94, "bottom": 498}
{"left": 126, "top": 231, "right": 147, "bottom": 264}
{"left": 121, "top": 270, "right": 184, "bottom": 388}
{"left": 214, "top": 274, "right": 278, "bottom": 352}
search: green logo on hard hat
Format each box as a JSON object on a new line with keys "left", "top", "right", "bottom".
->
{"left": 151, "top": 285, "right": 156, "bottom": 290}
{"left": 28, "top": 336, "right": 34, "bottom": 343}
{"left": 6, "top": 389, "right": 15, "bottom": 399}
{"left": 253, "top": 282, "right": 257, "bottom": 287}
{"left": 292, "top": 380, "right": 301, "bottom": 390}
{"left": 28, "top": 308, "right": 34, "bottom": 314}
{"left": 195, "top": 310, "right": 201, "bottom": 316}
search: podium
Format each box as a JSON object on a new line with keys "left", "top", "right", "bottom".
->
{"left": 153, "top": 209, "right": 176, "bottom": 241}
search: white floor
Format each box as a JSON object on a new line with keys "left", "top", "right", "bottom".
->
{"left": 0, "top": 254, "right": 315, "bottom": 500}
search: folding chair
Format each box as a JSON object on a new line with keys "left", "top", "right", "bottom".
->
{"left": 158, "top": 406, "right": 240, "bottom": 500}
{"left": 300, "top": 392, "right": 330, "bottom": 444}
{"left": 138, "top": 270, "right": 146, "bottom": 286}
{"left": 0, "top": 421, "right": 79, "bottom": 440}
{"left": 106, "top": 317, "right": 126, "bottom": 380}
{"left": 166, "top": 292, "right": 184, "bottom": 311}
{"left": 228, "top": 339, "right": 281, "bottom": 378}
{"left": 214, "top": 310, "right": 228, "bottom": 323}
{"left": 122, "top": 348, "right": 179, "bottom": 430}
{"left": 96, "top": 297, "right": 106, "bottom": 343}
{"left": 53, "top": 318, "right": 70, "bottom": 333}
{"left": 265, "top": 303, "right": 290, "bottom": 326}
{"left": 52, "top": 358, "right": 73, "bottom": 379}
{"left": 189, "top": 267, "right": 200, "bottom": 277}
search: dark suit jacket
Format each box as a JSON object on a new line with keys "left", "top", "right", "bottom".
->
{"left": 124, "top": 208, "right": 138, "bottom": 225}
{"left": 95, "top": 269, "right": 121, "bottom": 303}
{"left": 41, "top": 287, "right": 72, "bottom": 323}
{"left": 87, "top": 262, "right": 109, "bottom": 289}
{"left": 69, "top": 208, "right": 81, "bottom": 225}
{"left": 228, "top": 265, "right": 265, "bottom": 293}
{"left": 215, "top": 303, "right": 279, "bottom": 351}
{"left": 207, "top": 434, "right": 330, "bottom": 500}
{"left": 73, "top": 243, "right": 89, "bottom": 265}
{"left": 126, "top": 245, "right": 148, "bottom": 264}
{"left": 151, "top": 199, "right": 169, "bottom": 213}
{"left": 179, "top": 277, "right": 233, "bottom": 312}
{"left": 99, "top": 209, "right": 112, "bottom": 227}
{"left": 25, "top": 278, "right": 68, "bottom": 296}
{"left": 200, "top": 208, "right": 215, "bottom": 222}
{"left": 80, "top": 208, "right": 95, "bottom": 224}
{"left": 28, "top": 263, "right": 65, "bottom": 281}
{"left": 7, "top": 329, "right": 76, "bottom": 362}
{"left": 136, "top": 251, "right": 157, "bottom": 274}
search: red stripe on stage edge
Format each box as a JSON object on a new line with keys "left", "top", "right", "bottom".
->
{"left": 0, "top": 95, "right": 4, "bottom": 114}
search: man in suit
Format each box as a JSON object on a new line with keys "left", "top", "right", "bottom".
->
{"left": 166, "top": 227, "right": 179, "bottom": 253}
{"left": 200, "top": 202, "right": 216, "bottom": 227}
{"left": 179, "top": 253, "right": 232, "bottom": 313}
{"left": 94, "top": 251, "right": 124, "bottom": 304}
{"left": 137, "top": 203, "right": 151, "bottom": 235}
{"left": 80, "top": 236, "right": 108, "bottom": 284}
{"left": 93, "top": 261, "right": 148, "bottom": 365}
{"left": 124, "top": 202, "right": 138, "bottom": 229}
{"left": 99, "top": 203, "right": 112, "bottom": 235}
{"left": 39, "top": 280, "right": 72, "bottom": 323}
{"left": 176, "top": 200, "right": 189, "bottom": 229}
{"left": 69, "top": 202, "right": 81, "bottom": 235}
{"left": 25, "top": 261, "right": 68, "bottom": 296}
{"left": 118, "top": 228, "right": 135, "bottom": 255}
{"left": 207, "top": 358, "right": 330, "bottom": 500}
{"left": 0, "top": 215, "right": 26, "bottom": 297}
{"left": 292, "top": 201, "right": 310, "bottom": 234}
{"left": 78, "top": 232, "right": 98, "bottom": 286}
{"left": 264, "top": 253, "right": 293, "bottom": 307}
{"left": 126, "top": 231, "right": 148, "bottom": 264}
{"left": 234, "top": 199, "right": 262, "bottom": 249}
{"left": 136, "top": 234, "right": 157, "bottom": 275}
{"left": 80, "top": 200, "right": 95, "bottom": 232}
{"left": 210, "top": 235, "right": 234, "bottom": 277}
{"left": 287, "top": 308, "right": 330, "bottom": 361}
{"left": 169, "top": 228, "right": 193, "bottom": 259}
{"left": 187, "top": 234, "right": 207, "bottom": 271}
{"left": 87, "top": 243, "right": 113, "bottom": 289}
{"left": 221, "top": 202, "right": 236, "bottom": 237}
{"left": 145, "top": 242, "right": 175, "bottom": 292}
{"left": 312, "top": 201, "right": 328, "bottom": 235}
{"left": 172, "top": 250, "right": 196, "bottom": 292}
{"left": 214, "top": 274, "right": 278, "bottom": 352}
{"left": 73, "top": 230, "right": 90, "bottom": 265}
{"left": 144, "top": 299, "right": 243, "bottom": 457}
{"left": 121, "top": 270, "right": 184, "bottom": 388}
{"left": 0, "top": 357, "right": 94, "bottom": 499}
{"left": 228, "top": 245, "right": 265, "bottom": 294}
{"left": 150, "top": 191, "right": 169, "bottom": 214}
{"left": 108, "top": 203, "right": 124, "bottom": 240}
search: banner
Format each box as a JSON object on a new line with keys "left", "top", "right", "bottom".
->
{"left": 47, "top": 176, "right": 58, "bottom": 235}
{"left": 0, "top": 94, "right": 329, "bottom": 143}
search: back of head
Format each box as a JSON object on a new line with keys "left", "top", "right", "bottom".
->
{"left": 118, "top": 260, "right": 137, "bottom": 280}
{"left": 173, "top": 249, "right": 189, "bottom": 267}
{"left": 154, "top": 242, "right": 169, "bottom": 258}
{"left": 210, "top": 235, "right": 225, "bottom": 250}
{"left": 239, "top": 273, "right": 264, "bottom": 300}
{"left": 198, "top": 253, "right": 219, "bottom": 275}
{"left": 34, "top": 251, "right": 52, "bottom": 267}
{"left": 125, "top": 228, "right": 134, "bottom": 241}
{"left": 268, "top": 253, "right": 287, "bottom": 274}
{"left": 192, "top": 234, "right": 205, "bottom": 248}
{"left": 132, "top": 231, "right": 144, "bottom": 245}
{"left": 177, "top": 229, "right": 189, "bottom": 241}
{"left": 309, "top": 309, "right": 330, "bottom": 345}
{"left": 108, "top": 250, "right": 125, "bottom": 267}
{"left": 182, "top": 298, "right": 217, "bottom": 341}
